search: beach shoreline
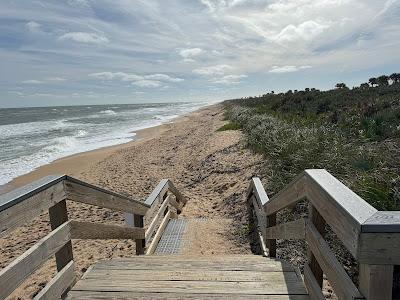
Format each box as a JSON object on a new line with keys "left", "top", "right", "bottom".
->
{"left": 1, "top": 104, "right": 211, "bottom": 193}
{"left": 1, "top": 103, "right": 264, "bottom": 299}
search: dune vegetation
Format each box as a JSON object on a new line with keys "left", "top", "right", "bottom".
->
{"left": 223, "top": 73, "right": 400, "bottom": 211}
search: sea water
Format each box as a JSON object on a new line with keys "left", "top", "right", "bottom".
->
{"left": 0, "top": 102, "right": 209, "bottom": 185}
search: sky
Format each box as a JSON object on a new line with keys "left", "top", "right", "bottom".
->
{"left": 0, "top": 0, "right": 399, "bottom": 108}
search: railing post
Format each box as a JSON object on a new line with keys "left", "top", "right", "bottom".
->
{"left": 266, "top": 213, "right": 276, "bottom": 257}
{"left": 359, "top": 264, "right": 394, "bottom": 299}
{"left": 134, "top": 214, "right": 145, "bottom": 255}
{"left": 308, "top": 205, "right": 325, "bottom": 288}
{"left": 48, "top": 200, "right": 74, "bottom": 271}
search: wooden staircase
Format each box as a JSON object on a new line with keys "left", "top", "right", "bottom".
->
{"left": 66, "top": 255, "right": 309, "bottom": 299}
{"left": 1, "top": 170, "right": 400, "bottom": 299}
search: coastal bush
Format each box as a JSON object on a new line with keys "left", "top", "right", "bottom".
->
{"left": 217, "top": 122, "right": 241, "bottom": 131}
{"left": 224, "top": 77, "right": 400, "bottom": 210}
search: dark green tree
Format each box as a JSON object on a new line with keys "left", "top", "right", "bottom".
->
{"left": 377, "top": 75, "right": 389, "bottom": 86}
{"left": 360, "top": 83, "right": 370, "bottom": 90}
{"left": 390, "top": 73, "right": 400, "bottom": 84}
{"left": 369, "top": 77, "right": 378, "bottom": 87}
{"left": 335, "top": 83, "right": 347, "bottom": 89}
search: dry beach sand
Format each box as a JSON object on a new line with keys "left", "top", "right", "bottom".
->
{"left": 1, "top": 104, "right": 264, "bottom": 299}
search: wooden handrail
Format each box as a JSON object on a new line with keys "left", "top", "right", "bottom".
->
{"left": 0, "top": 175, "right": 186, "bottom": 300}
{"left": 247, "top": 169, "right": 400, "bottom": 300}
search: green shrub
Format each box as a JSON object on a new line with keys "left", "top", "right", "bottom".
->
{"left": 217, "top": 122, "right": 241, "bottom": 131}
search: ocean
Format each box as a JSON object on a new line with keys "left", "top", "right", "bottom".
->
{"left": 0, "top": 102, "right": 209, "bottom": 185}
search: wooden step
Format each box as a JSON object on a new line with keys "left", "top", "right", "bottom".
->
{"left": 66, "top": 255, "right": 309, "bottom": 299}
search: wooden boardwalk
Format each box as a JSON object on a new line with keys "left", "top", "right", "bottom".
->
{"left": 67, "top": 255, "right": 309, "bottom": 299}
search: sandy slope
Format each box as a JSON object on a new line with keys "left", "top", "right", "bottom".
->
{"left": 1, "top": 104, "right": 264, "bottom": 299}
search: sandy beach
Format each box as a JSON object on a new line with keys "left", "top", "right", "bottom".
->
{"left": 1, "top": 104, "right": 264, "bottom": 299}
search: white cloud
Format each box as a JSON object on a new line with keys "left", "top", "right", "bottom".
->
{"left": 67, "top": 0, "right": 91, "bottom": 8}
{"left": 275, "top": 21, "right": 330, "bottom": 43}
{"left": 58, "top": 32, "right": 109, "bottom": 44}
{"left": 213, "top": 74, "right": 247, "bottom": 84}
{"left": 145, "top": 74, "right": 184, "bottom": 82}
{"left": 132, "top": 80, "right": 161, "bottom": 88}
{"left": 179, "top": 48, "right": 204, "bottom": 62}
{"left": 269, "top": 65, "right": 312, "bottom": 73}
{"left": 21, "top": 80, "right": 44, "bottom": 84}
{"left": 46, "top": 77, "right": 67, "bottom": 81}
{"left": 193, "top": 64, "right": 232, "bottom": 76}
{"left": 25, "top": 21, "right": 41, "bottom": 33}
{"left": 88, "top": 72, "right": 183, "bottom": 87}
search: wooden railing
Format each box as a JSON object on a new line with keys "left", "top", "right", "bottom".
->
{"left": 0, "top": 175, "right": 185, "bottom": 300}
{"left": 142, "top": 179, "right": 186, "bottom": 254}
{"left": 247, "top": 169, "right": 400, "bottom": 300}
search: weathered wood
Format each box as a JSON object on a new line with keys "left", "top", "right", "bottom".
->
{"left": 0, "top": 221, "right": 72, "bottom": 300}
{"left": 33, "top": 260, "right": 75, "bottom": 300}
{"left": 359, "top": 264, "right": 393, "bottom": 300}
{"left": 134, "top": 214, "right": 145, "bottom": 255}
{"left": 307, "top": 206, "right": 325, "bottom": 288}
{"left": 267, "top": 213, "right": 277, "bottom": 258}
{"left": 70, "top": 220, "right": 144, "bottom": 240}
{"left": 0, "top": 181, "right": 66, "bottom": 237}
{"left": 94, "top": 257, "right": 295, "bottom": 272}
{"left": 362, "top": 211, "right": 400, "bottom": 233}
{"left": 250, "top": 177, "right": 270, "bottom": 206}
{"left": 265, "top": 218, "right": 305, "bottom": 240}
{"left": 49, "top": 199, "right": 73, "bottom": 271}
{"left": 168, "top": 196, "right": 183, "bottom": 213}
{"left": 146, "top": 210, "right": 171, "bottom": 255}
{"left": 306, "top": 220, "right": 363, "bottom": 299}
{"left": 167, "top": 181, "right": 186, "bottom": 204}
{"left": 305, "top": 169, "right": 377, "bottom": 257}
{"left": 64, "top": 180, "right": 148, "bottom": 215}
{"left": 358, "top": 232, "right": 400, "bottom": 264}
{"left": 71, "top": 256, "right": 308, "bottom": 296}
{"left": 144, "top": 179, "right": 169, "bottom": 207}
{"left": 145, "top": 195, "right": 170, "bottom": 240}
{"left": 303, "top": 264, "right": 324, "bottom": 300}
{"left": 67, "top": 291, "right": 310, "bottom": 300}
{"left": 84, "top": 268, "right": 302, "bottom": 282}
{"left": 264, "top": 172, "right": 307, "bottom": 215}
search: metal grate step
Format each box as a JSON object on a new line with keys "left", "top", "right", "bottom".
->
{"left": 154, "top": 218, "right": 187, "bottom": 255}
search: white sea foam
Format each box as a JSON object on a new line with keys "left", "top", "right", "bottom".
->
{"left": 0, "top": 102, "right": 212, "bottom": 185}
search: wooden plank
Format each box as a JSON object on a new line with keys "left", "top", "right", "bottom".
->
{"left": 267, "top": 213, "right": 277, "bottom": 258}
{"left": 34, "top": 261, "right": 75, "bottom": 300}
{"left": 146, "top": 210, "right": 171, "bottom": 255}
{"left": 264, "top": 172, "right": 307, "bottom": 215}
{"left": 359, "top": 264, "right": 393, "bottom": 300}
{"left": 134, "top": 214, "right": 145, "bottom": 255}
{"left": 303, "top": 264, "right": 324, "bottom": 300}
{"left": 49, "top": 199, "right": 73, "bottom": 271}
{"left": 64, "top": 180, "right": 148, "bottom": 215}
{"left": 145, "top": 195, "right": 170, "bottom": 240}
{"left": 305, "top": 221, "right": 363, "bottom": 299}
{"left": 67, "top": 291, "right": 310, "bottom": 300}
{"left": 0, "top": 175, "right": 65, "bottom": 212}
{"left": 305, "top": 169, "right": 377, "bottom": 257}
{"left": 362, "top": 211, "right": 400, "bottom": 233}
{"left": 0, "top": 181, "right": 66, "bottom": 237}
{"left": 168, "top": 195, "right": 183, "bottom": 213}
{"left": 308, "top": 206, "right": 325, "bottom": 288}
{"left": 265, "top": 218, "right": 305, "bottom": 240}
{"left": 82, "top": 269, "right": 300, "bottom": 282}
{"left": 167, "top": 180, "right": 186, "bottom": 204}
{"left": 358, "top": 232, "right": 400, "bottom": 264}
{"left": 72, "top": 278, "right": 307, "bottom": 295}
{"left": 250, "top": 177, "right": 270, "bottom": 206}
{"left": 93, "top": 258, "right": 295, "bottom": 272}
{"left": 0, "top": 221, "right": 72, "bottom": 300}
{"left": 144, "top": 179, "right": 169, "bottom": 206}
{"left": 70, "top": 221, "right": 144, "bottom": 240}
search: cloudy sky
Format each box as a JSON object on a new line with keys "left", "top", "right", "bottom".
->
{"left": 0, "top": 0, "right": 399, "bottom": 107}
